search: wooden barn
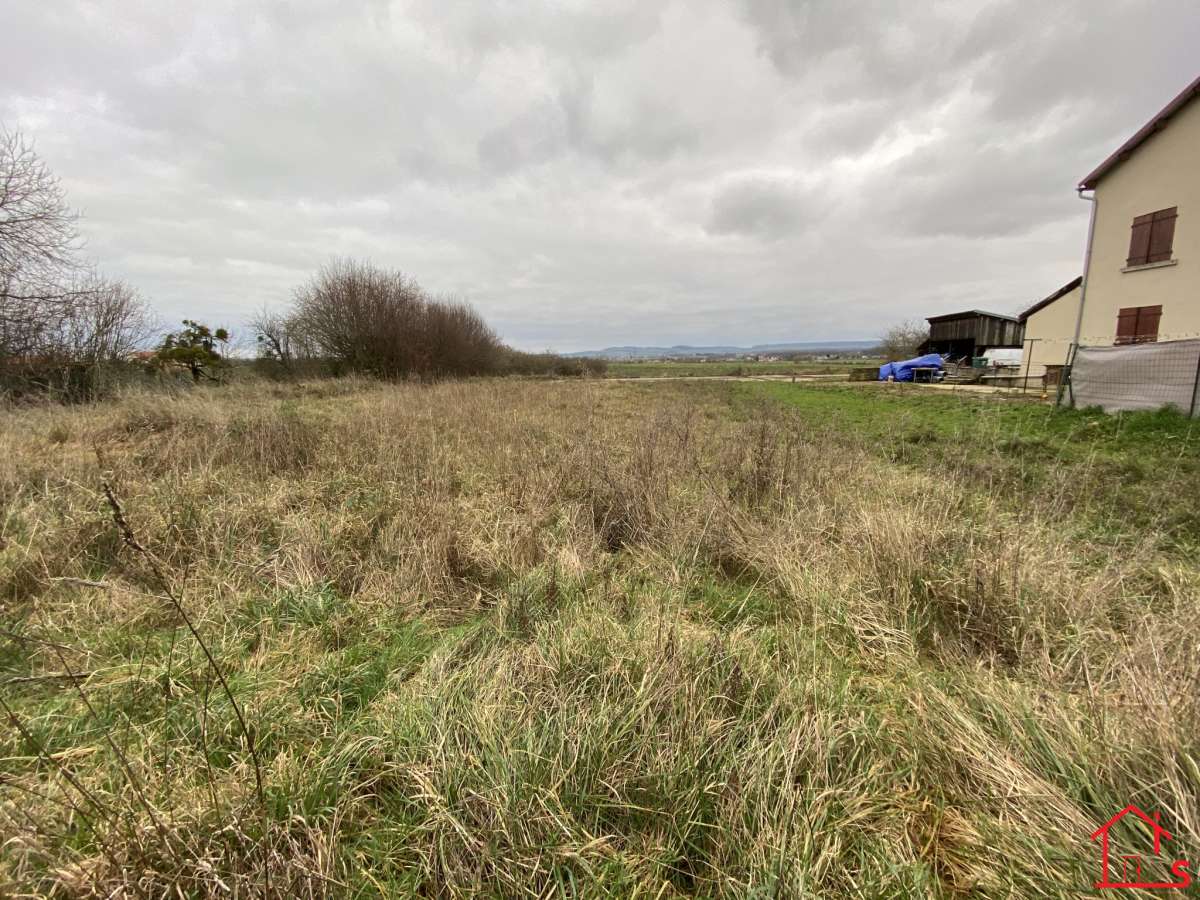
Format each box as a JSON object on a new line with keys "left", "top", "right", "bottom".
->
{"left": 923, "top": 310, "right": 1024, "bottom": 362}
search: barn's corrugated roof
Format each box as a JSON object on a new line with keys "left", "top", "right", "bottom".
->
{"left": 926, "top": 309, "right": 1019, "bottom": 324}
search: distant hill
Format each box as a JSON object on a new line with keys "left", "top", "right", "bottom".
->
{"left": 565, "top": 340, "right": 878, "bottom": 359}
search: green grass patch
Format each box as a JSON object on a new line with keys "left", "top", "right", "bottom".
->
{"left": 607, "top": 358, "right": 878, "bottom": 378}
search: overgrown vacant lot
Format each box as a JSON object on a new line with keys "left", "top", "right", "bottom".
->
{"left": 2, "top": 379, "right": 1198, "bottom": 897}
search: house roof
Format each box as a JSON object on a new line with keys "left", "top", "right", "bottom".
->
{"left": 1017, "top": 276, "right": 1082, "bottom": 323}
{"left": 1079, "top": 74, "right": 1200, "bottom": 190}
{"left": 926, "top": 309, "right": 1019, "bottom": 324}
{"left": 1091, "top": 805, "right": 1171, "bottom": 842}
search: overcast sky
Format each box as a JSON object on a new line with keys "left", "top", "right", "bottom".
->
{"left": 2, "top": 1, "right": 1197, "bottom": 350}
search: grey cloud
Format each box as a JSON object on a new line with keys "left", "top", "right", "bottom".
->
{"left": 707, "top": 176, "right": 819, "bottom": 239}
{"left": 0, "top": 0, "right": 1196, "bottom": 350}
{"left": 410, "top": 0, "right": 665, "bottom": 61}
{"left": 881, "top": 131, "right": 1084, "bottom": 238}
{"left": 734, "top": 0, "right": 970, "bottom": 94}
{"left": 478, "top": 101, "right": 568, "bottom": 173}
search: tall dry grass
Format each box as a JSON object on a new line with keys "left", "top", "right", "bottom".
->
{"left": 0, "top": 377, "right": 1196, "bottom": 897}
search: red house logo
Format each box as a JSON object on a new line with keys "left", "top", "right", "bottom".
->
{"left": 1092, "top": 805, "right": 1191, "bottom": 890}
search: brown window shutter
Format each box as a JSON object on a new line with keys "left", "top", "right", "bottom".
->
{"left": 1116, "top": 308, "right": 1138, "bottom": 344}
{"left": 1136, "top": 305, "right": 1162, "bottom": 342}
{"left": 1147, "top": 208, "right": 1177, "bottom": 263}
{"left": 1128, "top": 216, "right": 1153, "bottom": 266}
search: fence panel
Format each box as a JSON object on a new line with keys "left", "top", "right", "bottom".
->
{"left": 1065, "top": 338, "right": 1200, "bottom": 415}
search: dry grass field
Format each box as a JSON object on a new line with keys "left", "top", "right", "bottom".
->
{"left": 2, "top": 378, "right": 1198, "bottom": 897}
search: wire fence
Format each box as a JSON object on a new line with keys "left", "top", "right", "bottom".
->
{"left": 1061, "top": 338, "right": 1200, "bottom": 415}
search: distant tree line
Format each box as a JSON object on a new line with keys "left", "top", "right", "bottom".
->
{"left": 1, "top": 126, "right": 600, "bottom": 402}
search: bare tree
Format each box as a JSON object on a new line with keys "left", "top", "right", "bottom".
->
{"left": 877, "top": 320, "right": 929, "bottom": 361}
{"left": 61, "top": 275, "right": 156, "bottom": 363}
{"left": 290, "top": 258, "right": 424, "bottom": 376}
{"left": 0, "top": 127, "right": 160, "bottom": 400}
{"left": 1, "top": 127, "right": 85, "bottom": 370}
{"left": 287, "top": 258, "right": 504, "bottom": 379}
{"left": 250, "top": 305, "right": 302, "bottom": 372}
{"left": 0, "top": 128, "right": 79, "bottom": 291}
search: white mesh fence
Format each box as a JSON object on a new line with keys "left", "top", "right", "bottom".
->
{"left": 1064, "top": 338, "right": 1200, "bottom": 415}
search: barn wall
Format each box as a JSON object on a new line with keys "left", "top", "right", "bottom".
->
{"left": 928, "top": 315, "right": 1024, "bottom": 349}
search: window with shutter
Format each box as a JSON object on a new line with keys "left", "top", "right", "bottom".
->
{"left": 1116, "top": 308, "right": 1139, "bottom": 344}
{"left": 1128, "top": 215, "right": 1154, "bottom": 266}
{"left": 1115, "top": 305, "right": 1162, "bottom": 344}
{"left": 1147, "top": 209, "right": 1176, "bottom": 263}
{"left": 1127, "top": 207, "right": 1178, "bottom": 267}
{"left": 1136, "top": 305, "right": 1162, "bottom": 342}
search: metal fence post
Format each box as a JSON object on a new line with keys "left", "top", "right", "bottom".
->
{"left": 1056, "top": 343, "right": 1077, "bottom": 408}
{"left": 1190, "top": 345, "right": 1200, "bottom": 418}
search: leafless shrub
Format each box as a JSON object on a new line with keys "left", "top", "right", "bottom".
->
{"left": 501, "top": 350, "right": 607, "bottom": 377}
{"left": 67, "top": 276, "right": 156, "bottom": 363}
{"left": 267, "top": 258, "right": 594, "bottom": 382}
{"left": 250, "top": 304, "right": 322, "bottom": 378}
{"left": 283, "top": 258, "right": 503, "bottom": 380}
{"left": 1, "top": 276, "right": 154, "bottom": 402}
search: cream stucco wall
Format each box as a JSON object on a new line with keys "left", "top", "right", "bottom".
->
{"left": 1079, "top": 96, "right": 1200, "bottom": 345}
{"left": 1022, "top": 284, "right": 1081, "bottom": 372}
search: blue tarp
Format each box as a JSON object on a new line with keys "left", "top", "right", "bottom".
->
{"left": 878, "top": 353, "right": 943, "bottom": 382}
